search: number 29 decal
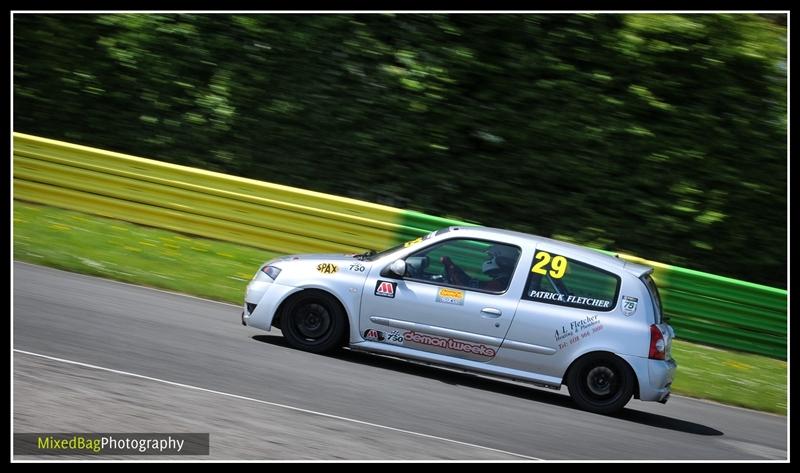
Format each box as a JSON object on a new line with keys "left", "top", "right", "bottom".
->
{"left": 531, "top": 251, "right": 568, "bottom": 279}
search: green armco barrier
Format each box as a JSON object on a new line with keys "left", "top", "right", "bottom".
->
{"left": 13, "top": 132, "right": 787, "bottom": 359}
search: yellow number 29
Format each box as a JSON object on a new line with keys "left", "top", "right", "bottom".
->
{"left": 550, "top": 255, "right": 568, "bottom": 278}
{"left": 531, "top": 251, "right": 568, "bottom": 279}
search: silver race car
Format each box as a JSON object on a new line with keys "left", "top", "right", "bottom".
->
{"left": 243, "top": 226, "right": 676, "bottom": 414}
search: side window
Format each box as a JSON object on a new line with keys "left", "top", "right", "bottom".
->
{"left": 405, "top": 239, "right": 521, "bottom": 293}
{"left": 523, "top": 250, "right": 620, "bottom": 311}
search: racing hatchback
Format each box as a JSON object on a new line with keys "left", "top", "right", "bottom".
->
{"left": 242, "top": 226, "right": 676, "bottom": 414}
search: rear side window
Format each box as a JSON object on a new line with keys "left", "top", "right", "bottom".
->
{"left": 642, "top": 274, "right": 663, "bottom": 324}
{"left": 522, "top": 250, "right": 620, "bottom": 312}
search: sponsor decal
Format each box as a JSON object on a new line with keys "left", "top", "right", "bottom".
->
{"left": 316, "top": 263, "right": 338, "bottom": 274}
{"left": 363, "top": 329, "right": 404, "bottom": 345}
{"left": 436, "top": 287, "right": 465, "bottom": 305}
{"left": 622, "top": 295, "right": 638, "bottom": 316}
{"left": 554, "top": 315, "right": 604, "bottom": 350}
{"left": 528, "top": 290, "right": 611, "bottom": 309}
{"left": 363, "top": 329, "right": 384, "bottom": 341}
{"left": 403, "top": 331, "right": 496, "bottom": 357}
{"left": 385, "top": 330, "right": 404, "bottom": 345}
{"left": 374, "top": 280, "right": 397, "bottom": 298}
{"left": 348, "top": 264, "right": 366, "bottom": 272}
{"left": 404, "top": 237, "right": 423, "bottom": 248}
{"left": 531, "top": 251, "right": 568, "bottom": 279}
{"left": 403, "top": 232, "right": 435, "bottom": 248}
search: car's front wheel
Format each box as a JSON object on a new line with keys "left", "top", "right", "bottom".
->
{"left": 567, "top": 353, "right": 635, "bottom": 415}
{"left": 280, "top": 290, "right": 347, "bottom": 354}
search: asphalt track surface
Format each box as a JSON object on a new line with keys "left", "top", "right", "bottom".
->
{"left": 13, "top": 262, "right": 787, "bottom": 460}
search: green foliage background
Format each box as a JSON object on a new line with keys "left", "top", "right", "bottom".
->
{"left": 13, "top": 14, "right": 787, "bottom": 287}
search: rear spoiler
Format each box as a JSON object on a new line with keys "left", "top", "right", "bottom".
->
{"left": 621, "top": 260, "right": 654, "bottom": 278}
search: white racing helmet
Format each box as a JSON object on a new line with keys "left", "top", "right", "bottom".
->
{"left": 482, "top": 244, "right": 518, "bottom": 277}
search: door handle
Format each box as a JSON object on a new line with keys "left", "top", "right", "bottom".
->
{"left": 480, "top": 307, "right": 502, "bottom": 318}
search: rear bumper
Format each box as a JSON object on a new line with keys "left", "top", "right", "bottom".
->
{"left": 620, "top": 354, "right": 677, "bottom": 402}
{"left": 644, "top": 357, "right": 677, "bottom": 402}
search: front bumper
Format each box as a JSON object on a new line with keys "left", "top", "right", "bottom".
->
{"left": 241, "top": 301, "right": 258, "bottom": 326}
{"left": 242, "top": 281, "right": 299, "bottom": 331}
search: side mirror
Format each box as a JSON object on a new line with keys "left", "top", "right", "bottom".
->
{"left": 388, "top": 259, "right": 407, "bottom": 277}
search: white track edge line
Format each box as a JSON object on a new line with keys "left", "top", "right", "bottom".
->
{"left": 13, "top": 349, "right": 541, "bottom": 461}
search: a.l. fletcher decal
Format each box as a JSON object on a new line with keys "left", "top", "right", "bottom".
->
{"left": 622, "top": 296, "right": 638, "bottom": 316}
{"left": 436, "top": 287, "right": 465, "bottom": 305}
{"left": 555, "top": 315, "right": 604, "bottom": 350}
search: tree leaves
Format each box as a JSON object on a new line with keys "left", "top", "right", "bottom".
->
{"left": 13, "top": 13, "right": 787, "bottom": 287}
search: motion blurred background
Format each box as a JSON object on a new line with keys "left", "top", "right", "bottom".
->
{"left": 13, "top": 13, "right": 787, "bottom": 288}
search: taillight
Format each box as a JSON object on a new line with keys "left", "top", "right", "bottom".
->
{"left": 649, "top": 324, "right": 666, "bottom": 360}
{"left": 261, "top": 265, "right": 281, "bottom": 280}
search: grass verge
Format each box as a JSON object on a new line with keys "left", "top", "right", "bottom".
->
{"left": 13, "top": 200, "right": 787, "bottom": 415}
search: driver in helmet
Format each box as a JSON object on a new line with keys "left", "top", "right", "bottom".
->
{"left": 440, "top": 244, "right": 518, "bottom": 291}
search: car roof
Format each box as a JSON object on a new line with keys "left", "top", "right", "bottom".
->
{"left": 442, "top": 225, "right": 636, "bottom": 273}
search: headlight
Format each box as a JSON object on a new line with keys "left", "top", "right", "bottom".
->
{"left": 260, "top": 265, "right": 282, "bottom": 280}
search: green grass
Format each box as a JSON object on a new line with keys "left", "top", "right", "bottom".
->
{"left": 13, "top": 201, "right": 281, "bottom": 302}
{"left": 669, "top": 339, "right": 786, "bottom": 415}
{"left": 13, "top": 200, "right": 787, "bottom": 415}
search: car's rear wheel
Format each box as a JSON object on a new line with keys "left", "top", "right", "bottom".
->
{"left": 280, "top": 291, "right": 347, "bottom": 354}
{"left": 567, "top": 353, "right": 634, "bottom": 415}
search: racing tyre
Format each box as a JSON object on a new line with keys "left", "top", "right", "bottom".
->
{"left": 567, "top": 353, "right": 635, "bottom": 415}
{"left": 280, "top": 291, "right": 347, "bottom": 354}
